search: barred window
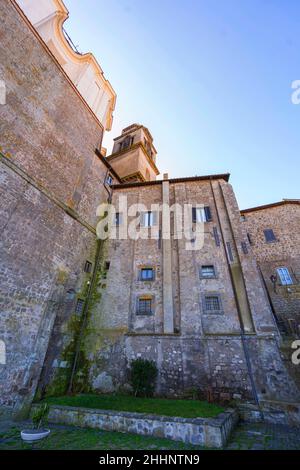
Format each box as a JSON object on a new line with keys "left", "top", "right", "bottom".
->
{"left": 205, "top": 295, "right": 221, "bottom": 312}
{"left": 75, "top": 299, "right": 85, "bottom": 315}
{"left": 201, "top": 265, "right": 215, "bottom": 278}
{"left": 137, "top": 298, "right": 152, "bottom": 315}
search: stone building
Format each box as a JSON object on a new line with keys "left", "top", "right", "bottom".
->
{"left": 241, "top": 201, "right": 300, "bottom": 337}
{"left": 0, "top": 0, "right": 299, "bottom": 416}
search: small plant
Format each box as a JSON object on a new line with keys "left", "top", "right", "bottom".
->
{"left": 31, "top": 404, "right": 49, "bottom": 430}
{"left": 130, "top": 359, "right": 158, "bottom": 397}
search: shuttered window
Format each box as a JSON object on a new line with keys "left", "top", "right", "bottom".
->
{"left": 277, "top": 267, "right": 293, "bottom": 286}
{"left": 140, "top": 211, "right": 158, "bottom": 227}
{"left": 192, "top": 206, "right": 212, "bottom": 223}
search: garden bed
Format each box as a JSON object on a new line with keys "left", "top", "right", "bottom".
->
{"left": 42, "top": 394, "right": 224, "bottom": 419}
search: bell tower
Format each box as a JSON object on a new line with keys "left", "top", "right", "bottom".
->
{"left": 106, "top": 124, "right": 160, "bottom": 182}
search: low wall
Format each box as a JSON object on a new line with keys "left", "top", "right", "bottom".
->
{"left": 31, "top": 405, "right": 238, "bottom": 448}
{"left": 239, "top": 400, "right": 300, "bottom": 427}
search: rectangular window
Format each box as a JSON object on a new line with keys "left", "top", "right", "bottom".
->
{"left": 213, "top": 226, "right": 220, "bottom": 246}
{"left": 277, "top": 267, "right": 293, "bottom": 286}
{"left": 247, "top": 233, "right": 253, "bottom": 245}
{"left": 137, "top": 297, "right": 152, "bottom": 315}
{"left": 264, "top": 229, "right": 276, "bottom": 243}
{"left": 205, "top": 295, "right": 221, "bottom": 312}
{"left": 226, "top": 242, "right": 234, "bottom": 262}
{"left": 75, "top": 299, "right": 85, "bottom": 315}
{"left": 140, "top": 268, "right": 154, "bottom": 281}
{"left": 192, "top": 206, "right": 212, "bottom": 223}
{"left": 84, "top": 260, "right": 92, "bottom": 273}
{"left": 201, "top": 265, "right": 215, "bottom": 278}
{"left": 241, "top": 241, "right": 248, "bottom": 254}
{"left": 141, "top": 211, "right": 157, "bottom": 227}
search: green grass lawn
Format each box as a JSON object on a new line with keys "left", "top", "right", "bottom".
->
{"left": 0, "top": 425, "right": 208, "bottom": 450}
{"left": 42, "top": 394, "right": 224, "bottom": 419}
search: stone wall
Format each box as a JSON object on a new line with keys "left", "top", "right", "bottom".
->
{"left": 31, "top": 404, "right": 239, "bottom": 448}
{"left": 242, "top": 203, "right": 300, "bottom": 336}
{"left": 0, "top": 0, "right": 110, "bottom": 413}
{"left": 82, "top": 178, "right": 299, "bottom": 403}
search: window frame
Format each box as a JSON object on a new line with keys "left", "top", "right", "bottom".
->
{"left": 200, "top": 265, "right": 216, "bottom": 279}
{"left": 264, "top": 229, "right": 277, "bottom": 243}
{"left": 276, "top": 267, "right": 293, "bottom": 286}
{"left": 84, "top": 260, "right": 92, "bottom": 273}
{"left": 202, "top": 293, "right": 223, "bottom": 315}
{"left": 192, "top": 206, "right": 212, "bottom": 223}
{"left": 140, "top": 211, "right": 158, "bottom": 227}
{"left": 75, "top": 298, "right": 85, "bottom": 315}
{"left": 136, "top": 295, "right": 154, "bottom": 315}
{"left": 140, "top": 267, "right": 155, "bottom": 281}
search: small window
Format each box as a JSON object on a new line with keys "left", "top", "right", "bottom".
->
{"left": 201, "top": 265, "right": 215, "bottom": 278}
{"left": 140, "top": 268, "right": 154, "bottom": 281}
{"left": 141, "top": 211, "right": 158, "bottom": 227}
{"left": 226, "top": 242, "right": 234, "bottom": 262}
{"left": 277, "top": 267, "right": 293, "bottom": 286}
{"left": 241, "top": 241, "right": 248, "bottom": 254}
{"left": 137, "top": 297, "right": 152, "bottom": 315}
{"left": 105, "top": 261, "right": 110, "bottom": 271}
{"left": 84, "top": 260, "right": 92, "bottom": 273}
{"left": 106, "top": 174, "right": 113, "bottom": 186}
{"left": 213, "top": 226, "right": 220, "bottom": 247}
{"left": 192, "top": 206, "right": 212, "bottom": 223}
{"left": 264, "top": 229, "right": 276, "bottom": 243}
{"left": 247, "top": 233, "right": 253, "bottom": 245}
{"left": 75, "top": 299, "right": 85, "bottom": 315}
{"left": 204, "top": 295, "right": 221, "bottom": 312}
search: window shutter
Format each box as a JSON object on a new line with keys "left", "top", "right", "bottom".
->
{"left": 241, "top": 241, "right": 248, "bottom": 254}
{"left": 204, "top": 206, "right": 212, "bottom": 222}
{"left": 140, "top": 212, "right": 146, "bottom": 227}
{"left": 213, "top": 227, "right": 220, "bottom": 247}
{"left": 192, "top": 207, "right": 197, "bottom": 223}
{"left": 226, "top": 242, "right": 234, "bottom": 262}
{"left": 152, "top": 211, "right": 158, "bottom": 226}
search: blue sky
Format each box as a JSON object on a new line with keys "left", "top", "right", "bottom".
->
{"left": 64, "top": 0, "right": 299, "bottom": 209}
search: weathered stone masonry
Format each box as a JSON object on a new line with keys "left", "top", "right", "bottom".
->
{"left": 0, "top": 0, "right": 115, "bottom": 413}
{"left": 81, "top": 177, "right": 300, "bottom": 403}
{"left": 0, "top": 0, "right": 299, "bottom": 415}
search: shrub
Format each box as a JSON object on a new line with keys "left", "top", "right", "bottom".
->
{"left": 32, "top": 403, "right": 49, "bottom": 429}
{"left": 130, "top": 359, "right": 158, "bottom": 397}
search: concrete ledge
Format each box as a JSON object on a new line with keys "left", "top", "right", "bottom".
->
{"left": 31, "top": 404, "right": 238, "bottom": 448}
{"left": 239, "top": 400, "right": 300, "bottom": 427}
